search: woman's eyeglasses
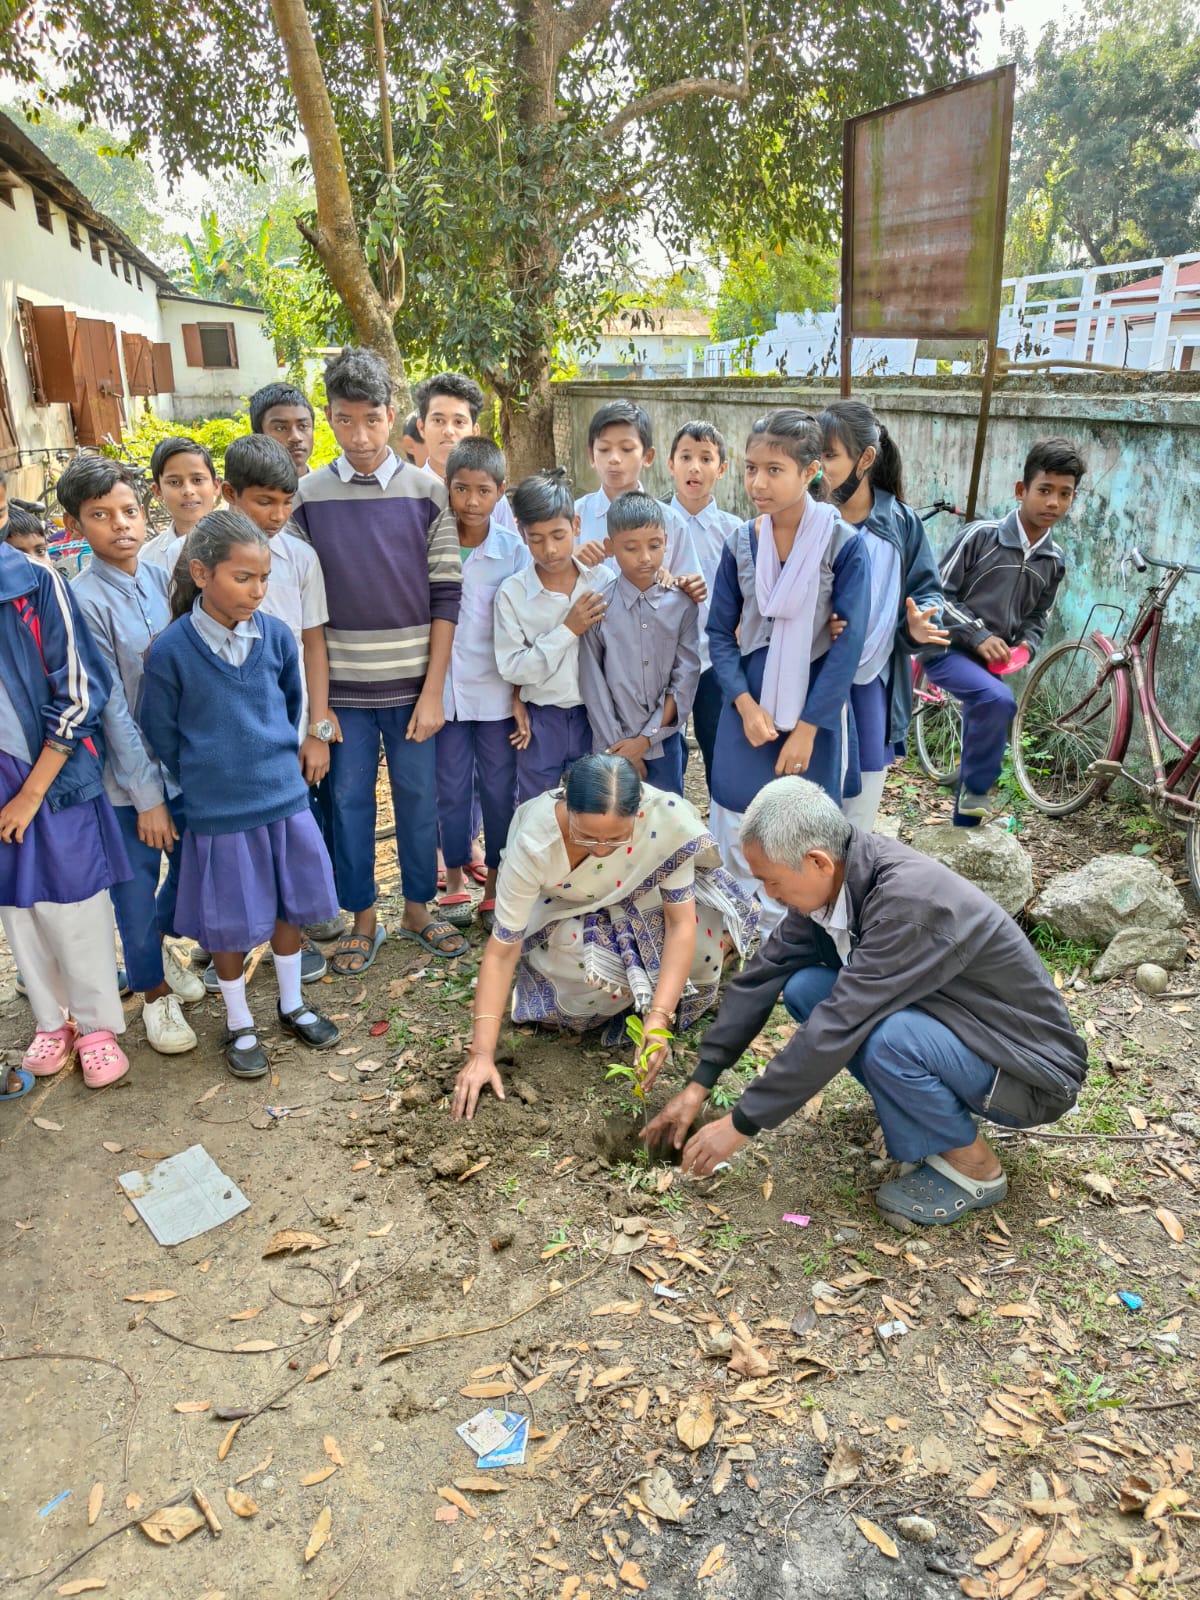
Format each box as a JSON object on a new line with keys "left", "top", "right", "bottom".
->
{"left": 567, "top": 814, "right": 635, "bottom": 851}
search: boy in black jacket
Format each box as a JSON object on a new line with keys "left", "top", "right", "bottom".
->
{"left": 924, "top": 437, "right": 1085, "bottom": 825}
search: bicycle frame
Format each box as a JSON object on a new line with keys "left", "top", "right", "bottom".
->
{"left": 1090, "top": 562, "right": 1200, "bottom": 810}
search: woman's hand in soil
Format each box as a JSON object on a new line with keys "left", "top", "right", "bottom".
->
{"left": 680, "top": 1114, "right": 749, "bottom": 1177}
{"left": 642, "top": 1082, "right": 707, "bottom": 1151}
{"left": 452, "top": 1053, "right": 506, "bottom": 1121}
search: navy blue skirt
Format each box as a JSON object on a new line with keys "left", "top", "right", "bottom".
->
{"left": 709, "top": 649, "right": 852, "bottom": 813}
{"left": 0, "top": 751, "right": 130, "bottom": 909}
{"left": 173, "top": 808, "right": 338, "bottom": 953}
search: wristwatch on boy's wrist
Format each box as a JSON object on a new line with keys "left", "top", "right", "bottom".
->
{"left": 308, "top": 719, "right": 336, "bottom": 742}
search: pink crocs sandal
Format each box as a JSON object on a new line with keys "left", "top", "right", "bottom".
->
{"left": 22, "top": 1023, "right": 78, "bottom": 1077}
{"left": 77, "top": 1031, "right": 129, "bottom": 1089}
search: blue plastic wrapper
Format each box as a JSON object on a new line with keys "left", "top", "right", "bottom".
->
{"left": 1117, "top": 1291, "right": 1143, "bottom": 1312}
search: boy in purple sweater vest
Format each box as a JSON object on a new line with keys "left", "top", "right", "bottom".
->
{"left": 291, "top": 348, "right": 467, "bottom": 970}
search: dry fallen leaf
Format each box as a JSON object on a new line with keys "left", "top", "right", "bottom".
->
{"left": 217, "top": 1421, "right": 242, "bottom": 1461}
{"left": 453, "top": 1477, "right": 508, "bottom": 1493}
{"left": 459, "top": 1381, "right": 515, "bottom": 1399}
{"left": 33, "top": 1117, "right": 63, "bottom": 1131}
{"left": 367, "top": 1221, "right": 395, "bottom": 1238}
{"left": 811, "top": 1410, "right": 829, "bottom": 1445}
{"left": 224, "top": 1488, "right": 258, "bottom": 1518}
{"left": 173, "top": 1400, "right": 210, "bottom": 1414}
{"left": 974, "top": 1529, "right": 1019, "bottom": 1567}
{"left": 234, "top": 1450, "right": 273, "bottom": 1486}
{"left": 262, "top": 1229, "right": 330, "bottom": 1257}
{"left": 677, "top": 1392, "right": 715, "bottom": 1452}
{"left": 301, "top": 1466, "right": 337, "bottom": 1487}
{"left": 697, "top": 1543, "right": 726, "bottom": 1581}
{"left": 824, "top": 1437, "right": 863, "bottom": 1491}
{"left": 855, "top": 1517, "right": 899, "bottom": 1559}
{"left": 618, "top": 1560, "right": 648, "bottom": 1591}
{"left": 102, "top": 1141, "right": 123, "bottom": 1154}
{"left": 123, "top": 1289, "right": 178, "bottom": 1304}
{"left": 590, "top": 1300, "right": 643, "bottom": 1316}
{"left": 967, "top": 1466, "right": 998, "bottom": 1499}
{"left": 125, "top": 1493, "right": 143, "bottom": 1512}
{"left": 919, "top": 1433, "right": 953, "bottom": 1476}
{"left": 728, "top": 1337, "right": 769, "bottom": 1379}
{"left": 56, "top": 1582, "right": 107, "bottom": 1595}
{"left": 437, "top": 1486, "right": 478, "bottom": 1519}
{"left": 228, "top": 1307, "right": 262, "bottom": 1321}
{"left": 323, "top": 1436, "right": 346, "bottom": 1468}
{"left": 304, "top": 1505, "right": 332, "bottom": 1562}
{"left": 140, "top": 1503, "right": 206, "bottom": 1545}
{"left": 87, "top": 1482, "right": 103, "bottom": 1527}
{"left": 1155, "top": 1207, "right": 1185, "bottom": 1243}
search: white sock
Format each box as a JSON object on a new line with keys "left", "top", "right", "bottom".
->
{"left": 274, "top": 950, "right": 316, "bottom": 1025}
{"left": 217, "top": 975, "right": 256, "bottom": 1048}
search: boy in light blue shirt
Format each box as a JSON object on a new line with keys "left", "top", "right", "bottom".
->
{"left": 574, "top": 399, "right": 702, "bottom": 580}
{"left": 666, "top": 420, "right": 744, "bottom": 793}
{"left": 436, "top": 439, "right": 530, "bottom": 928}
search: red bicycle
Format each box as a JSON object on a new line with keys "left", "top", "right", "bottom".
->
{"left": 911, "top": 659, "right": 961, "bottom": 784}
{"left": 1012, "top": 547, "right": 1200, "bottom": 897}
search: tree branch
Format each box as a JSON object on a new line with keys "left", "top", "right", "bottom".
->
{"left": 554, "top": 0, "right": 620, "bottom": 59}
{"left": 601, "top": 76, "right": 750, "bottom": 140}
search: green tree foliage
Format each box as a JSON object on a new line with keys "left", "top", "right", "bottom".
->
{"left": 2, "top": 0, "right": 985, "bottom": 469}
{"left": 1006, "top": 0, "right": 1200, "bottom": 268}
{"left": 712, "top": 240, "right": 839, "bottom": 341}
{"left": 2, "top": 100, "right": 167, "bottom": 255}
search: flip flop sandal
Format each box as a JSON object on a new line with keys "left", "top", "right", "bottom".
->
{"left": 436, "top": 871, "right": 447, "bottom": 893}
{"left": 437, "top": 891, "right": 475, "bottom": 927}
{"left": 478, "top": 898, "right": 496, "bottom": 932}
{"left": 77, "top": 1030, "right": 130, "bottom": 1089}
{"left": 2, "top": 1067, "right": 34, "bottom": 1101}
{"left": 330, "top": 925, "right": 387, "bottom": 976}
{"left": 874, "top": 1156, "right": 1007, "bottom": 1229}
{"left": 22, "top": 1023, "right": 78, "bottom": 1077}
{"left": 463, "top": 863, "right": 488, "bottom": 886}
{"left": 395, "top": 920, "right": 470, "bottom": 959}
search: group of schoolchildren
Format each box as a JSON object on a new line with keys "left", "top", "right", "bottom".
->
{"left": 0, "top": 345, "right": 1087, "bottom": 1101}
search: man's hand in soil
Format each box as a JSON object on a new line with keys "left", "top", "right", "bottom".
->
{"left": 452, "top": 1053, "right": 505, "bottom": 1120}
{"left": 680, "top": 1113, "right": 749, "bottom": 1177}
{"left": 642, "top": 1082, "right": 707, "bottom": 1151}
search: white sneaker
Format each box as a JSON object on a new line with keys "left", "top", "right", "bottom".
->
{"left": 143, "top": 994, "right": 197, "bottom": 1055}
{"left": 163, "top": 944, "right": 206, "bottom": 1003}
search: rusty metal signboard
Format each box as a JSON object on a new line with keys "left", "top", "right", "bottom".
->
{"left": 842, "top": 66, "right": 1015, "bottom": 342}
{"left": 840, "top": 66, "right": 1015, "bottom": 513}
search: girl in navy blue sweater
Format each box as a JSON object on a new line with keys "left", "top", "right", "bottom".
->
{"left": 0, "top": 538, "right": 130, "bottom": 1094}
{"left": 141, "top": 511, "right": 341, "bottom": 1079}
{"left": 817, "top": 401, "right": 949, "bottom": 831}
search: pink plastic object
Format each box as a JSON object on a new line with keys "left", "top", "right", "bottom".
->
{"left": 782, "top": 1213, "right": 811, "bottom": 1227}
{"left": 987, "top": 643, "right": 1030, "bottom": 676}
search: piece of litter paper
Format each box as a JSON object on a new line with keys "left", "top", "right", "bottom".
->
{"left": 38, "top": 1489, "right": 70, "bottom": 1517}
{"left": 266, "top": 1105, "right": 302, "bottom": 1120}
{"left": 877, "top": 1319, "right": 908, "bottom": 1340}
{"left": 782, "top": 1214, "right": 811, "bottom": 1227}
{"left": 457, "top": 1408, "right": 525, "bottom": 1459}
{"left": 653, "top": 1283, "right": 684, "bottom": 1300}
{"left": 479, "top": 1416, "right": 528, "bottom": 1468}
{"left": 119, "top": 1144, "right": 250, "bottom": 1247}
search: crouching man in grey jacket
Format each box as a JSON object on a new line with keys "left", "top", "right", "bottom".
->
{"left": 644, "top": 777, "right": 1087, "bottom": 1226}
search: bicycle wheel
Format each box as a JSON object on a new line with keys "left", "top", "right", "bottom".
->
{"left": 912, "top": 669, "right": 962, "bottom": 784}
{"left": 1012, "top": 638, "right": 1121, "bottom": 814}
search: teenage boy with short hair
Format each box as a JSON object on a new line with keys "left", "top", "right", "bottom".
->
{"left": 924, "top": 437, "right": 1086, "bottom": 826}
{"left": 417, "top": 373, "right": 520, "bottom": 531}
{"left": 575, "top": 400, "right": 701, "bottom": 579}
{"left": 250, "top": 382, "right": 316, "bottom": 477}
{"left": 4, "top": 505, "right": 51, "bottom": 566}
{"left": 579, "top": 492, "right": 700, "bottom": 796}
{"left": 291, "top": 347, "right": 467, "bottom": 970}
{"left": 666, "top": 420, "right": 743, "bottom": 792}
{"left": 400, "top": 412, "right": 428, "bottom": 469}
{"left": 141, "top": 437, "right": 220, "bottom": 568}
{"left": 66, "top": 456, "right": 206, "bottom": 1054}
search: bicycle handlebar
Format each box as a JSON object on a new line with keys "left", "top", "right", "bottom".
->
{"left": 1128, "top": 547, "right": 1200, "bottom": 577}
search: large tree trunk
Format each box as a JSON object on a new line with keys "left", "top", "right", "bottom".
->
{"left": 497, "top": 367, "right": 558, "bottom": 482}
{"left": 268, "top": 0, "right": 410, "bottom": 411}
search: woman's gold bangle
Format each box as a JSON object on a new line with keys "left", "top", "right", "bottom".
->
{"left": 472, "top": 1014, "right": 504, "bottom": 1024}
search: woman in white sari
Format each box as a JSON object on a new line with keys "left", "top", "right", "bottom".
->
{"left": 451, "top": 755, "right": 756, "bottom": 1120}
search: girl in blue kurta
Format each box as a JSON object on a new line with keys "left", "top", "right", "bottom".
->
{"left": 707, "top": 409, "right": 869, "bottom": 929}
{"left": 818, "top": 400, "right": 949, "bottom": 831}
{"left": 141, "top": 510, "right": 342, "bottom": 1081}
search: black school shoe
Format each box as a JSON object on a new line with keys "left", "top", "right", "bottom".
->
{"left": 277, "top": 1003, "right": 341, "bottom": 1050}
{"left": 223, "top": 1026, "right": 270, "bottom": 1079}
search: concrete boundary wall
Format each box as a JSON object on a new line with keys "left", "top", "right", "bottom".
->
{"left": 554, "top": 375, "right": 1200, "bottom": 720}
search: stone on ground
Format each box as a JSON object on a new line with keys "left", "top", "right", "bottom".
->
{"left": 910, "top": 822, "right": 1034, "bottom": 917}
{"left": 1134, "top": 963, "right": 1170, "bottom": 996}
{"left": 1031, "top": 854, "right": 1185, "bottom": 944}
{"left": 1092, "top": 926, "right": 1188, "bottom": 981}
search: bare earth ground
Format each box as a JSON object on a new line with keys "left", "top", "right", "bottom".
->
{"left": 1, "top": 767, "right": 1198, "bottom": 1600}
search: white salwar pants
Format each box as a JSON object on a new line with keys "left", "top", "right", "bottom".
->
{"left": 1, "top": 890, "right": 125, "bottom": 1035}
{"left": 708, "top": 802, "right": 789, "bottom": 939}
{"left": 841, "top": 769, "right": 888, "bottom": 833}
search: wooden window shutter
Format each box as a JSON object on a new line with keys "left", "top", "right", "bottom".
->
{"left": 181, "top": 323, "right": 204, "bottom": 367}
{"left": 0, "top": 352, "right": 18, "bottom": 464}
{"left": 16, "top": 297, "right": 47, "bottom": 404}
{"left": 29, "top": 305, "right": 79, "bottom": 404}
{"left": 121, "top": 332, "right": 154, "bottom": 397}
{"left": 151, "top": 341, "right": 175, "bottom": 393}
{"left": 225, "top": 321, "right": 239, "bottom": 367}
{"left": 103, "top": 322, "right": 124, "bottom": 394}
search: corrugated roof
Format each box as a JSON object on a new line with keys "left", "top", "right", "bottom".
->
{"left": 600, "top": 309, "right": 712, "bottom": 338}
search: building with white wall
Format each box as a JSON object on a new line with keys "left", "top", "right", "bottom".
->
{"left": 0, "top": 111, "right": 280, "bottom": 499}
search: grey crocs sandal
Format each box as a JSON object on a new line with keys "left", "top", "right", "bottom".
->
{"left": 875, "top": 1154, "right": 1007, "bottom": 1228}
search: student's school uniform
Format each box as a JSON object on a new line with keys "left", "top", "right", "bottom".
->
{"left": 291, "top": 452, "right": 456, "bottom": 913}
{"left": 707, "top": 513, "right": 870, "bottom": 928}
{"left": 578, "top": 576, "right": 701, "bottom": 795}
{"left": 140, "top": 524, "right": 186, "bottom": 571}
{"left": 574, "top": 488, "right": 701, "bottom": 578}
{"left": 436, "top": 514, "right": 531, "bottom": 870}
{"left": 922, "top": 508, "right": 1065, "bottom": 826}
{"left": 140, "top": 602, "right": 337, "bottom": 953}
{"left": 669, "top": 494, "right": 743, "bottom": 792}
{"left": 0, "top": 544, "right": 128, "bottom": 1037}
{"left": 72, "top": 557, "right": 184, "bottom": 992}
{"left": 841, "top": 490, "right": 944, "bottom": 831}
{"left": 494, "top": 557, "right": 615, "bottom": 802}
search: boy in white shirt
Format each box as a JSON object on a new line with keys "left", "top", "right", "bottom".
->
{"left": 574, "top": 399, "right": 701, "bottom": 579}
{"left": 666, "top": 420, "right": 745, "bottom": 792}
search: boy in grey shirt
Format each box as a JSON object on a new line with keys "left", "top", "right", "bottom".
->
{"left": 579, "top": 492, "right": 700, "bottom": 795}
